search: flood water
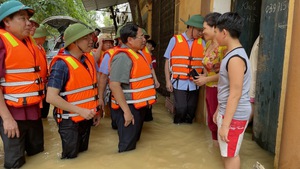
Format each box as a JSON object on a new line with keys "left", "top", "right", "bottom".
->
{"left": 0, "top": 95, "right": 274, "bottom": 169}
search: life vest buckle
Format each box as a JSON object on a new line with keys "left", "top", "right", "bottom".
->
{"left": 38, "top": 90, "right": 44, "bottom": 96}
{"left": 36, "top": 77, "right": 42, "bottom": 84}
{"left": 92, "top": 83, "right": 98, "bottom": 88}
{"left": 34, "top": 66, "right": 41, "bottom": 72}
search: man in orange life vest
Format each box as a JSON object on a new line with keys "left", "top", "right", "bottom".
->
{"left": 0, "top": 1, "right": 44, "bottom": 168}
{"left": 164, "top": 14, "right": 205, "bottom": 124}
{"left": 33, "top": 24, "right": 51, "bottom": 118}
{"left": 109, "top": 23, "right": 156, "bottom": 152}
{"left": 140, "top": 29, "right": 160, "bottom": 122}
{"left": 98, "top": 27, "right": 123, "bottom": 130}
{"left": 46, "top": 23, "right": 100, "bottom": 159}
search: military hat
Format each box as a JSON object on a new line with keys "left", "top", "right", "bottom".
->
{"left": 183, "top": 14, "right": 204, "bottom": 28}
{"left": 0, "top": 0, "right": 34, "bottom": 22}
{"left": 33, "top": 24, "right": 50, "bottom": 38}
{"left": 64, "top": 23, "right": 94, "bottom": 47}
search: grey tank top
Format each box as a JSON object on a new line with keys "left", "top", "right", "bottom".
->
{"left": 218, "top": 47, "right": 251, "bottom": 120}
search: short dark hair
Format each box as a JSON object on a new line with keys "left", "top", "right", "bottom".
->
{"left": 95, "top": 28, "right": 101, "bottom": 32}
{"left": 216, "top": 12, "right": 244, "bottom": 38}
{"left": 120, "top": 23, "right": 139, "bottom": 44}
{"left": 146, "top": 39, "right": 156, "bottom": 48}
{"left": 204, "top": 12, "right": 221, "bottom": 27}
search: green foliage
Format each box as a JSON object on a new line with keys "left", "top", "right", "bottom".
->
{"left": 15, "top": 0, "right": 98, "bottom": 28}
{"left": 103, "top": 13, "right": 113, "bottom": 27}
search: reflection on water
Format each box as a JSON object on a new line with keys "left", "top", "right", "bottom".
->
{"left": 0, "top": 95, "right": 274, "bottom": 169}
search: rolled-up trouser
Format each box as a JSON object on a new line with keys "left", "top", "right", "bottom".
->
{"left": 115, "top": 104, "right": 145, "bottom": 152}
{"left": 173, "top": 89, "right": 199, "bottom": 123}
{"left": 0, "top": 118, "right": 44, "bottom": 169}
{"left": 58, "top": 118, "right": 93, "bottom": 159}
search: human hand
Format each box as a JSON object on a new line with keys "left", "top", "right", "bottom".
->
{"left": 3, "top": 117, "right": 19, "bottom": 138}
{"left": 155, "top": 80, "right": 160, "bottom": 89}
{"left": 124, "top": 112, "right": 134, "bottom": 127}
{"left": 166, "top": 80, "right": 173, "bottom": 92}
{"left": 78, "top": 108, "right": 96, "bottom": 120}
{"left": 213, "top": 112, "right": 218, "bottom": 124}
{"left": 193, "top": 74, "right": 207, "bottom": 86}
{"left": 93, "top": 114, "right": 101, "bottom": 126}
{"left": 219, "top": 125, "right": 230, "bottom": 143}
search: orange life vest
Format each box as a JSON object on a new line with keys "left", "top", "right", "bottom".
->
{"left": 98, "top": 48, "right": 116, "bottom": 67}
{"left": 141, "top": 47, "right": 152, "bottom": 67}
{"left": 36, "top": 45, "right": 48, "bottom": 82}
{"left": 0, "top": 29, "right": 43, "bottom": 107}
{"left": 170, "top": 34, "right": 204, "bottom": 80}
{"left": 50, "top": 51, "right": 99, "bottom": 123}
{"left": 110, "top": 48, "right": 156, "bottom": 110}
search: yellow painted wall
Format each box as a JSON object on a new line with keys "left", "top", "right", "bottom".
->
{"left": 174, "top": 0, "right": 202, "bottom": 34}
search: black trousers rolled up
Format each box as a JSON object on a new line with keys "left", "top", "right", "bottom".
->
{"left": 173, "top": 89, "right": 199, "bottom": 123}
{"left": 115, "top": 104, "right": 145, "bottom": 152}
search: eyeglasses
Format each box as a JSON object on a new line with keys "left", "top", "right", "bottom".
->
{"left": 135, "top": 34, "right": 145, "bottom": 39}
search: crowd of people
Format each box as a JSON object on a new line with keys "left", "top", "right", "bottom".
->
{"left": 0, "top": 0, "right": 252, "bottom": 169}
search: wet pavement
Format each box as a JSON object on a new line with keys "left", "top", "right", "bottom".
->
{"left": 0, "top": 95, "right": 274, "bottom": 169}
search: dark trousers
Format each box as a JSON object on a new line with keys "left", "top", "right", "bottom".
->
{"left": 110, "top": 106, "right": 118, "bottom": 130}
{"left": 115, "top": 104, "right": 145, "bottom": 152}
{"left": 41, "top": 97, "right": 50, "bottom": 118}
{"left": 58, "top": 119, "right": 93, "bottom": 159}
{"left": 0, "top": 118, "right": 44, "bottom": 169}
{"left": 144, "top": 105, "right": 153, "bottom": 122}
{"left": 173, "top": 89, "right": 199, "bottom": 123}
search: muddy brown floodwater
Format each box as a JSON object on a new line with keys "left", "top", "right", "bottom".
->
{"left": 0, "top": 95, "right": 274, "bottom": 169}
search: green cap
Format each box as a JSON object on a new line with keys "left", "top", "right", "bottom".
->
{"left": 142, "top": 28, "right": 150, "bottom": 39}
{"left": 64, "top": 23, "right": 94, "bottom": 47}
{"left": 29, "top": 16, "right": 40, "bottom": 28}
{"left": 33, "top": 24, "right": 50, "bottom": 38}
{"left": 0, "top": 0, "right": 34, "bottom": 22}
{"left": 183, "top": 14, "right": 204, "bottom": 28}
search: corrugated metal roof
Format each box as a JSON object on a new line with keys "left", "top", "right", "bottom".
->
{"left": 82, "top": 0, "right": 128, "bottom": 11}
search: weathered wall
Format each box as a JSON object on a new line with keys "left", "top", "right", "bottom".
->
{"left": 254, "top": 0, "right": 289, "bottom": 153}
{"left": 174, "top": 0, "right": 202, "bottom": 34}
{"left": 151, "top": 0, "right": 175, "bottom": 96}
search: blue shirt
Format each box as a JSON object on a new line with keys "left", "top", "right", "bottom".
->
{"left": 99, "top": 53, "right": 110, "bottom": 75}
{"left": 164, "top": 32, "right": 205, "bottom": 91}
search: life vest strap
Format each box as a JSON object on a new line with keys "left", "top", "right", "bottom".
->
{"left": 0, "top": 77, "right": 42, "bottom": 87}
{"left": 171, "top": 56, "right": 203, "bottom": 61}
{"left": 112, "top": 95, "right": 156, "bottom": 105}
{"left": 129, "top": 74, "right": 153, "bottom": 82}
{"left": 172, "top": 72, "right": 189, "bottom": 76}
{"left": 56, "top": 106, "right": 100, "bottom": 119}
{"left": 123, "top": 85, "right": 155, "bottom": 93}
{"left": 6, "top": 66, "right": 41, "bottom": 74}
{"left": 59, "top": 83, "right": 98, "bottom": 96}
{"left": 4, "top": 90, "right": 44, "bottom": 102}
{"left": 171, "top": 56, "right": 189, "bottom": 59}
{"left": 70, "top": 95, "right": 99, "bottom": 105}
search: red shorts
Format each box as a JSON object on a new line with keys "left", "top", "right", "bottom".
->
{"left": 217, "top": 114, "right": 248, "bottom": 157}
